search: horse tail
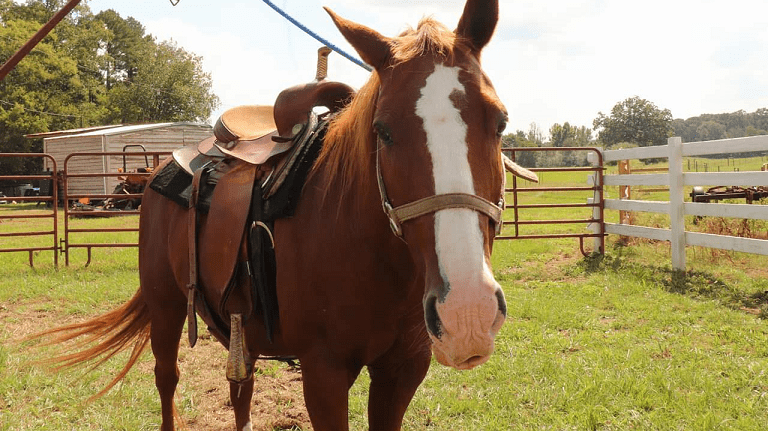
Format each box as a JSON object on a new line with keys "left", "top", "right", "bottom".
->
{"left": 31, "top": 289, "right": 151, "bottom": 400}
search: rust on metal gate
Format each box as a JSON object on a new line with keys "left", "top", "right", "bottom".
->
{"left": 500, "top": 147, "right": 605, "bottom": 256}
{"left": 0, "top": 153, "right": 59, "bottom": 267}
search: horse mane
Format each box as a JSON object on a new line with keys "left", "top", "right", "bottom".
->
{"left": 313, "top": 17, "right": 457, "bottom": 201}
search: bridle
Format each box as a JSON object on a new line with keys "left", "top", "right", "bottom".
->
{"left": 375, "top": 142, "right": 505, "bottom": 239}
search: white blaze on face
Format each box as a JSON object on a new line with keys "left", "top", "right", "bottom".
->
{"left": 415, "top": 64, "right": 491, "bottom": 292}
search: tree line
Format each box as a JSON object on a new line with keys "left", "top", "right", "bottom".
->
{"left": 671, "top": 109, "right": 768, "bottom": 143}
{"left": 504, "top": 95, "right": 768, "bottom": 167}
{"left": 0, "top": 0, "right": 219, "bottom": 174}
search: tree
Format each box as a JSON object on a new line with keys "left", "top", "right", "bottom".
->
{"left": 96, "top": 9, "right": 152, "bottom": 89}
{"left": 545, "top": 122, "right": 594, "bottom": 166}
{"left": 526, "top": 122, "right": 545, "bottom": 146}
{"left": 105, "top": 39, "right": 218, "bottom": 123}
{"left": 593, "top": 96, "right": 672, "bottom": 147}
{"left": 549, "top": 122, "right": 592, "bottom": 147}
{"left": 502, "top": 130, "right": 537, "bottom": 168}
{"left": 549, "top": 122, "right": 572, "bottom": 148}
{"left": 0, "top": 1, "right": 220, "bottom": 174}
{"left": 0, "top": 18, "right": 85, "bottom": 174}
{"left": 671, "top": 108, "right": 768, "bottom": 142}
{"left": 695, "top": 120, "right": 726, "bottom": 141}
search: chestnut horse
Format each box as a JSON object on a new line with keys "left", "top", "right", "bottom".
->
{"left": 40, "top": 1, "right": 517, "bottom": 429}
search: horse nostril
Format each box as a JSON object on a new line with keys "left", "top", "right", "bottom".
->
{"left": 424, "top": 294, "right": 443, "bottom": 339}
{"left": 495, "top": 288, "right": 507, "bottom": 317}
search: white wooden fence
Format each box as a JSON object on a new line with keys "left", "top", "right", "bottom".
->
{"left": 596, "top": 135, "right": 768, "bottom": 270}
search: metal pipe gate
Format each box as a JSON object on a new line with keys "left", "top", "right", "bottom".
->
{"left": 2, "top": 147, "right": 607, "bottom": 266}
{"left": 0, "top": 153, "right": 59, "bottom": 267}
{"left": 62, "top": 151, "right": 168, "bottom": 266}
{"left": 500, "top": 147, "right": 605, "bottom": 256}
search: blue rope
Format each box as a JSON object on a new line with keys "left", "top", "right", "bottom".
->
{"left": 261, "top": 0, "right": 373, "bottom": 72}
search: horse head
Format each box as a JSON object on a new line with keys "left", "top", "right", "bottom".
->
{"left": 327, "top": 0, "right": 508, "bottom": 370}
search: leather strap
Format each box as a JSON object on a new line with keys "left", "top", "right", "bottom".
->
{"left": 186, "top": 165, "right": 206, "bottom": 348}
{"left": 376, "top": 144, "right": 503, "bottom": 238}
{"left": 386, "top": 192, "right": 501, "bottom": 228}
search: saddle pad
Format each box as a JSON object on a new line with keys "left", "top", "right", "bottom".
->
{"left": 148, "top": 156, "right": 221, "bottom": 213}
{"left": 149, "top": 158, "right": 194, "bottom": 208}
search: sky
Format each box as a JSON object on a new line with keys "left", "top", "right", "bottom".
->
{"left": 86, "top": 0, "right": 768, "bottom": 138}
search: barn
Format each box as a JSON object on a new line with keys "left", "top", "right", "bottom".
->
{"left": 30, "top": 122, "right": 212, "bottom": 195}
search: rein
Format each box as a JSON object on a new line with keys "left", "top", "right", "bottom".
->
{"left": 375, "top": 144, "right": 504, "bottom": 238}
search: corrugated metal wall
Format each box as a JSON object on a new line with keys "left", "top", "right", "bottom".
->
{"left": 103, "top": 125, "right": 212, "bottom": 192}
{"left": 44, "top": 135, "right": 104, "bottom": 195}
{"left": 43, "top": 123, "right": 213, "bottom": 194}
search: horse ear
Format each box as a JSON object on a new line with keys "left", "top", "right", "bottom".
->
{"left": 325, "top": 7, "right": 392, "bottom": 71}
{"left": 455, "top": 0, "right": 499, "bottom": 53}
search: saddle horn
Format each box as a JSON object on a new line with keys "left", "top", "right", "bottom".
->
{"left": 273, "top": 47, "right": 356, "bottom": 138}
{"left": 316, "top": 46, "right": 332, "bottom": 81}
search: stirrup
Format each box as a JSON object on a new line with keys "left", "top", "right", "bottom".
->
{"left": 226, "top": 313, "right": 254, "bottom": 384}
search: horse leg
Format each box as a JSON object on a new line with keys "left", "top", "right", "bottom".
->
{"left": 367, "top": 342, "right": 432, "bottom": 431}
{"left": 300, "top": 357, "right": 362, "bottom": 431}
{"left": 148, "top": 300, "right": 187, "bottom": 431}
{"left": 229, "top": 377, "right": 255, "bottom": 431}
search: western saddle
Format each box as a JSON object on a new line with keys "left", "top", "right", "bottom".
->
{"left": 165, "top": 47, "right": 354, "bottom": 384}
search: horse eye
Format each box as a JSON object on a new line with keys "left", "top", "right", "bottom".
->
{"left": 374, "top": 122, "right": 394, "bottom": 146}
{"left": 496, "top": 118, "right": 508, "bottom": 138}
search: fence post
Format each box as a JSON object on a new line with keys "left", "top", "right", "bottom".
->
{"left": 618, "top": 159, "right": 632, "bottom": 225}
{"left": 668, "top": 137, "right": 685, "bottom": 270}
{"left": 588, "top": 149, "right": 603, "bottom": 253}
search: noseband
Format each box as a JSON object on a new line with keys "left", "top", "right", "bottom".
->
{"left": 375, "top": 144, "right": 504, "bottom": 238}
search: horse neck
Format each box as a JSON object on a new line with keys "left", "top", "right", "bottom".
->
{"left": 293, "top": 134, "right": 421, "bottom": 299}
{"left": 309, "top": 151, "right": 389, "bottom": 239}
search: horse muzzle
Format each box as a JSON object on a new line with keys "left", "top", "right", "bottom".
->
{"left": 424, "top": 284, "right": 506, "bottom": 370}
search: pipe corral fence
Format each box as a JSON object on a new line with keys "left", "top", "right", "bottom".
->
{"left": 0, "top": 151, "right": 168, "bottom": 267}
{"left": 62, "top": 151, "right": 169, "bottom": 266}
{"left": 0, "top": 153, "right": 59, "bottom": 267}
{"left": 2, "top": 148, "right": 605, "bottom": 266}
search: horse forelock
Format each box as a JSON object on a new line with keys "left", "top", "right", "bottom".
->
{"left": 313, "top": 18, "right": 462, "bottom": 203}
{"left": 392, "top": 17, "right": 457, "bottom": 65}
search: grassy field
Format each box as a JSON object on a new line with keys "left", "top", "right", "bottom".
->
{"left": 1, "top": 160, "right": 767, "bottom": 430}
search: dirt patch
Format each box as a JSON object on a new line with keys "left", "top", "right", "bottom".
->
{"left": 176, "top": 333, "right": 311, "bottom": 431}
{"left": 1, "top": 302, "right": 312, "bottom": 431}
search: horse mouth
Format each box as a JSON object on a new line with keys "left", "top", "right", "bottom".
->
{"left": 430, "top": 339, "right": 492, "bottom": 370}
{"left": 453, "top": 354, "right": 490, "bottom": 370}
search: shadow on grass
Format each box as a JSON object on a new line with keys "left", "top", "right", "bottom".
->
{"left": 578, "top": 245, "right": 768, "bottom": 318}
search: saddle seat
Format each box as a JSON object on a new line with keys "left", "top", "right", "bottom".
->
{"left": 204, "top": 105, "right": 285, "bottom": 166}
{"left": 214, "top": 105, "right": 277, "bottom": 143}
{"left": 193, "top": 79, "right": 355, "bottom": 168}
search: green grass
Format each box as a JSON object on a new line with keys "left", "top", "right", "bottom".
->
{"left": 2, "top": 160, "right": 768, "bottom": 430}
{"left": 347, "top": 241, "right": 768, "bottom": 430}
